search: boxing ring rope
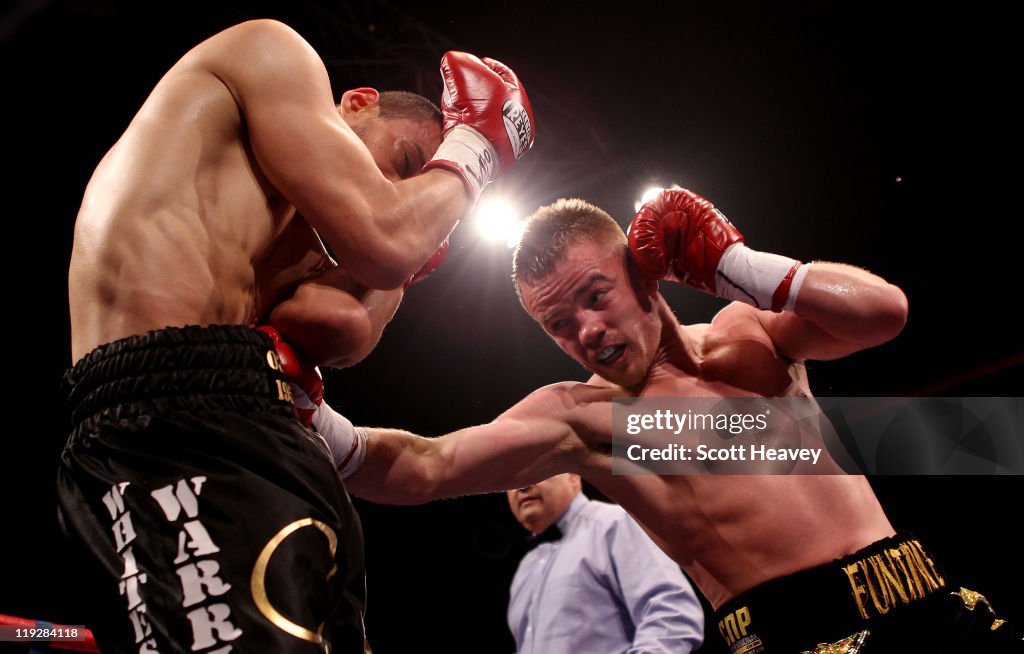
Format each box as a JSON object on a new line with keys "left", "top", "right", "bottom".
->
{"left": 0, "top": 615, "right": 99, "bottom": 653}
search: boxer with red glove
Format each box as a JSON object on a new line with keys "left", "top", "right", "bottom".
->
{"left": 257, "top": 325, "right": 367, "bottom": 479}
{"left": 256, "top": 324, "right": 323, "bottom": 427}
{"left": 629, "top": 188, "right": 808, "bottom": 312}
{"left": 424, "top": 51, "right": 535, "bottom": 202}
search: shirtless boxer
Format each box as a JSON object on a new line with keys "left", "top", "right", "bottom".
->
{"left": 60, "top": 18, "right": 534, "bottom": 653}
{"left": 298, "top": 190, "right": 1016, "bottom": 652}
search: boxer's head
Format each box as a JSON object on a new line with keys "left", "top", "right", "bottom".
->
{"left": 339, "top": 88, "right": 442, "bottom": 182}
{"left": 513, "top": 199, "right": 662, "bottom": 390}
{"left": 506, "top": 473, "right": 581, "bottom": 535}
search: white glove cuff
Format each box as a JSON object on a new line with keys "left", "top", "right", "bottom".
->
{"left": 311, "top": 401, "right": 367, "bottom": 480}
{"left": 424, "top": 124, "right": 499, "bottom": 201}
{"left": 716, "top": 243, "right": 807, "bottom": 312}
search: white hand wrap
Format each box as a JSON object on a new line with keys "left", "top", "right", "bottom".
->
{"left": 424, "top": 124, "right": 498, "bottom": 201}
{"left": 310, "top": 401, "right": 367, "bottom": 480}
{"left": 715, "top": 243, "right": 809, "bottom": 312}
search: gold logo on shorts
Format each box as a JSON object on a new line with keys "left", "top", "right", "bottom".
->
{"left": 274, "top": 379, "right": 293, "bottom": 402}
{"left": 842, "top": 538, "right": 945, "bottom": 620}
{"left": 251, "top": 518, "right": 337, "bottom": 647}
{"left": 718, "top": 605, "right": 751, "bottom": 644}
{"left": 266, "top": 351, "right": 294, "bottom": 401}
{"left": 266, "top": 350, "right": 284, "bottom": 371}
{"left": 799, "top": 629, "right": 869, "bottom": 654}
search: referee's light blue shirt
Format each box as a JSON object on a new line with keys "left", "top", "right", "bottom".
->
{"left": 507, "top": 493, "right": 705, "bottom": 654}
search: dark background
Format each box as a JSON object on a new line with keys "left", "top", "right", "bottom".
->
{"left": 2, "top": 1, "right": 1021, "bottom": 652}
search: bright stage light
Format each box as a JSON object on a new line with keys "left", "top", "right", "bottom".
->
{"left": 634, "top": 184, "right": 683, "bottom": 212}
{"left": 473, "top": 199, "right": 524, "bottom": 248}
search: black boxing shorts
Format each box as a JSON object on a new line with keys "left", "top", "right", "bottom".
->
{"left": 57, "top": 325, "right": 366, "bottom": 654}
{"left": 714, "top": 532, "right": 1019, "bottom": 653}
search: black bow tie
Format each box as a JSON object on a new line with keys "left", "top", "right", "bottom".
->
{"left": 526, "top": 524, "right": 562, "bottom": 548}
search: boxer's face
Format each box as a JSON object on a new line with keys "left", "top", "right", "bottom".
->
{"left": 521, "top": 240, "right": 662, "bottom": 390}
{"left": 507, "top": 474, "right": 580, "bottom": 534}
{"left": 351, "top": 115, "right": 441, "bottom": 182}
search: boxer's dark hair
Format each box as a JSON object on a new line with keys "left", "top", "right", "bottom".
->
{"left": 512, "top": 199, "right": 627, "bottom": 306}
{"left": 378, "top": 91, "right": 442, "bottom": 126}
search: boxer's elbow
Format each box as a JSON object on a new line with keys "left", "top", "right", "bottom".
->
{"left": 308, "top": 300, "right": 374, "bottom": 368}
{"left": 869, "top": 283, "right": 909, "bottom": 345}
{"left": 271, "top": 288, "right": 374, "bottom": 367}
{"left": 329, "top": 333, "right": 377, "bottom": 369}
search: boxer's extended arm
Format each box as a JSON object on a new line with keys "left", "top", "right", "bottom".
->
{"left": 344, "top": 384, "right": 600, "bottom": 505}
{"left": 196, "top": 20, "right": 466, "bottom": 290}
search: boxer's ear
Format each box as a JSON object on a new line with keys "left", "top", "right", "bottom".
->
{"left": 338, "top": 88, "right": 380, "bottom": 117}
{"left": 624, "top": 247, "right": 659, "bottom": 299}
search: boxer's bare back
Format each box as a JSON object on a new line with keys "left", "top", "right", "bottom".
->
{"left": 69, "top": 20, "right": 446, "bottom": 363}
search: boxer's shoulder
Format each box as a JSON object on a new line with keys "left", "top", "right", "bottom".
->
{"left": 192, "top": 19, "right": 310, "bottom": 62}
{"left": 505, "top": 382, "right": 616, "bottom": 451}
{"left": 709, "top": 300, "right": 761, "bottom": 328}
{"left": 702, "top": 302, "right": 775, "bottom": 353}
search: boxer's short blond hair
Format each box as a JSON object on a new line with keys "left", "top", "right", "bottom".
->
{"left": 512, "top": 198, "right": 626, "bottom": 304}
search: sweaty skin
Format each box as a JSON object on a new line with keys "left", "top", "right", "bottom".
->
{"left": 348, "top": 240, "right": 907, "bottom": 609}
{"left": 69, "top": 19, "right": 463, "bottom": 363}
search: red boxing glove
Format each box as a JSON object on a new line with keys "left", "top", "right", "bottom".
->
{"left": 256, "top": 325, "right": 323, "bottom": 427}
{"left": 404, "top": 238, "right": 450, "bottom": 289}
{"left": 628, "top": 189, "right": 744, "bottom": 294}
{"left": 424, "top": 51, "right": 535, "bottom": 200}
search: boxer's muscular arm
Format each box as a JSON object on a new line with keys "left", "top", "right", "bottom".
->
{"left": 345, "top": 419, "right": 579, "bottom": 505}
{"left": 345, "top": 383, "right": 603, "bottom": 505}
{"left": 269, "top": 265, "right": 402, "bottom": 368}
{"left": 197, "top": 20, "right": 467, "bottom": 290}
{"left": 268, "top": 236, "right": 446, "bottom": 367}
{"left": 630, "top": 189, "right": 907, "bottom": 362}
{"left": 755, "top": 263, "right": 908, "bottom": 360}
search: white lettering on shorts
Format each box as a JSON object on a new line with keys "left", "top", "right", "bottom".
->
{"left": 150, "top": 476, "right": 242, "bottom": 651}
{"left": 102, "top": 482, "right": 160, "bottom": 653}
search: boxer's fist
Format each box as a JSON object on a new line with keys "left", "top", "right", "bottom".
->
{"left": 405, "top": 239, "right": 450, "bottom": 289}
{"left": 628, "top": 189, "right": 744, "bottom": 294}
{"left": 257, "top": 325, "right": 322, "bottom": 427}
{"left": 440, "top": 52, "right": 535, "bottom": 170}
{"left": 424, "top": 52, "right": 535, "bottom": 200}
